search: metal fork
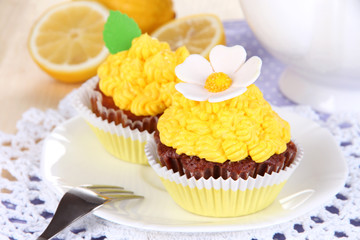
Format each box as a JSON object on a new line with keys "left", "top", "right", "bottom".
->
{"left": 36, "top": 185, "right": 143, "bottom": 240}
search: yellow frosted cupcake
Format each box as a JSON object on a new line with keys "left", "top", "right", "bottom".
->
{"left": 145, "top": 45, "right": 303, "bottom": 217}
{"left": 74, "top": 11, "right": 189, "bottom": 165}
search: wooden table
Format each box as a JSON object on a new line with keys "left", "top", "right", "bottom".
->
{"left": 0, "top": 0, "right": 243, "bottom": 134}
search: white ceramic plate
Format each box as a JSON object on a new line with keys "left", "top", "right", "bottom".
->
{"left": 40, "top": 108, "right": 348, "bottom": 232}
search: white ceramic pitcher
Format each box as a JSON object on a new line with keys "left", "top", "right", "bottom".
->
{"left": 239, "top": 0, "right": 360, "bottom": 112}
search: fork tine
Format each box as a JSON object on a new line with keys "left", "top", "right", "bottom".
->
{"left": 97, "top": 190, "right": 134, "bottom": 196}
{"left": 83, "top": 185, "right": 133, "bottom": 195}
{"left": 104, "top": 194, "right": 144, "bottom": 201}
{"left": 81, "top": 185, "right": 143, "bottom": 200}
{"left": 82, "top": 184, "right": 124, "bottom": 190}
{"left": 81, "top": 185, "right": 144, "bottom": 201}
{"left": 98, "top": 189, "right": 134, "bottom": 194}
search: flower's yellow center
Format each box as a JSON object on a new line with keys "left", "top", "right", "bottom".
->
{"left": 204, "top": 72, "right": 232, "bottom": 93}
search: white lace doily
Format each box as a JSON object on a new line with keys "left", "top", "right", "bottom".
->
{"left": 1, "top": 21, "right": 360, "bottom": 240}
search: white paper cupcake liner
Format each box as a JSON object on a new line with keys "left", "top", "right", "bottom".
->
{"left": 72, "top": 77, "right": 153, "bottom": 165}
{"left": 145, "top": 138, "right": 303, "bottom": 217}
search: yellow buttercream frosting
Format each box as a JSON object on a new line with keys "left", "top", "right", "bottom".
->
{"left": 157, "top": 84, "right": 291, "bottom": 163}
{"left": 97, "top": 34, "right": 189, "bottom": 116}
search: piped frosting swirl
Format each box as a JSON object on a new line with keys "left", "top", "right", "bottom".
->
{"left": 157, "top": 85, "right": 291, "bottom": 163}
{"left": 98, "top": 34, "right": 189, "bottom": 116}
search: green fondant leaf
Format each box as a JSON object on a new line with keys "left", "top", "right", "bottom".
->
{"left": 103, "top": 10, "right": 141, "bottom": 54}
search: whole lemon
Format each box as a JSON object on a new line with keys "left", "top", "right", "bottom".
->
{"left": 96, "top": 0, "right": 175, "bottom": 33}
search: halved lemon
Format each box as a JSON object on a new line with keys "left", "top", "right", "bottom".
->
{"left": 28, "top": 1, "right": 109, "bottom": 83}
{"left": 151, "top": 14, "right": 226, "bottom": 58}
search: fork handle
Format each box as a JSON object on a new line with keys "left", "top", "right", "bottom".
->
{"left": 37, "top": 191, "right": 105, "bottom": 240}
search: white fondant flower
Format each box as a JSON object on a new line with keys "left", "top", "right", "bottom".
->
{"left": 175, "top": 45, "right": 262, "bottom": 102}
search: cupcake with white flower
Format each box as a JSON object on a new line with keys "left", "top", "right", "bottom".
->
{"left": 145, "top": 45, "right": 303, "bottom": 217}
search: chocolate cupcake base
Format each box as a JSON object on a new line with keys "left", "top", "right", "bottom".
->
{"left": 154, "top": 131, "right": 297, "bottom": 180}
{"left": 91, "top": 83, "right": 160, "bottom": 134}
